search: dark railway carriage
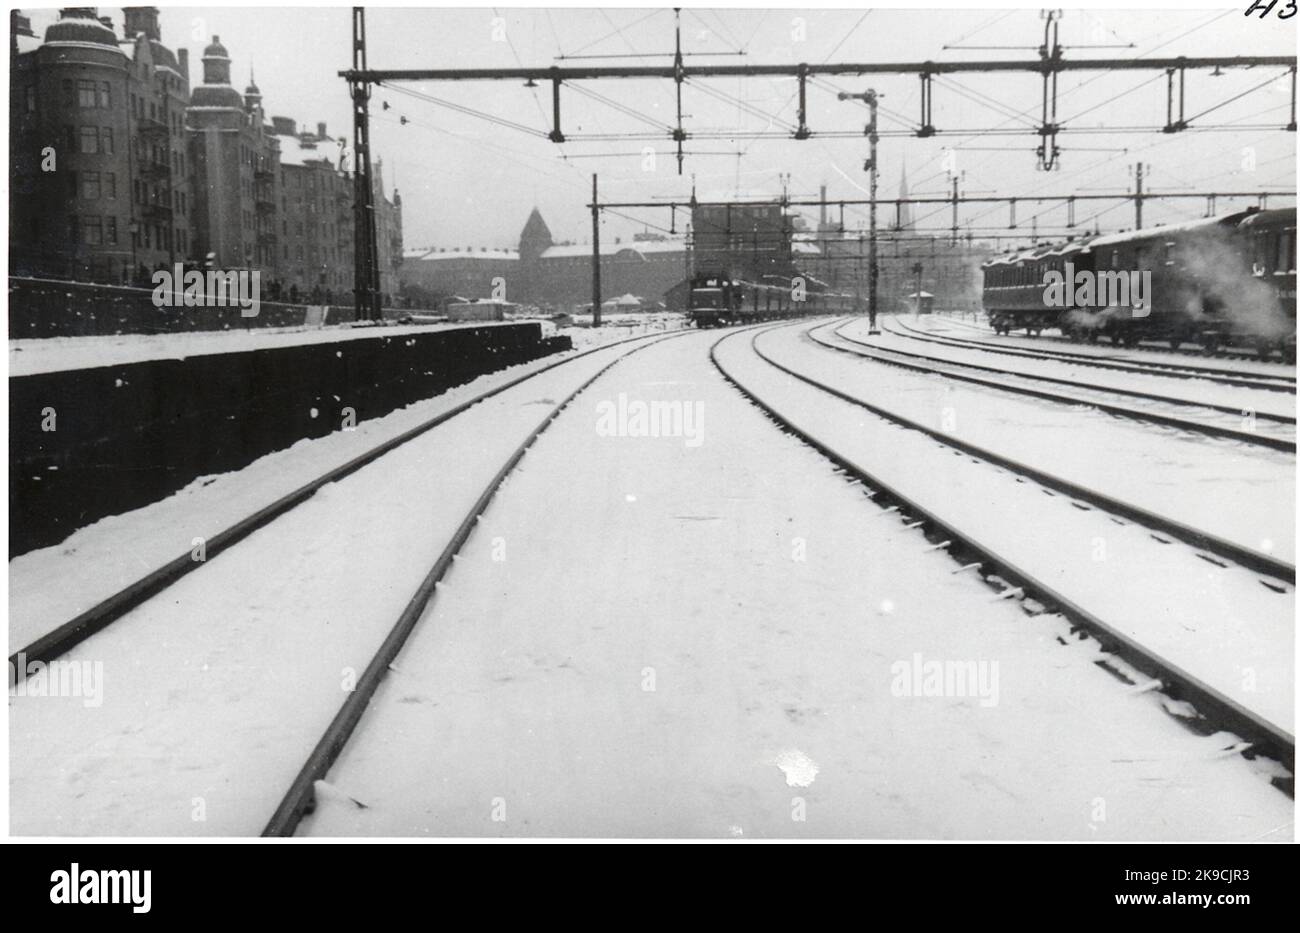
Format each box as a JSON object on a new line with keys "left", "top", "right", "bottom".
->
{"left": 982, "top": 207, "right": 1297, "bottom": 359}
{"left": 687, "top": 271, "right": 856, "bottom": 327}
{"left": 1236, "top": 208, "right": 1297, "bottom": 362}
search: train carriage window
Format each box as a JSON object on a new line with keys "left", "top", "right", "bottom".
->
{"left": 1110, "top": 250, "right": 1119, "bottom": 269}
{"left": 1164, "top": 241, "right": 1176, "bottom": 266}
{"left": 1277, "top": 231, "right": 1293, "bottom": 274}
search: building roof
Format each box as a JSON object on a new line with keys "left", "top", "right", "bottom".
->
{"left": 409, "top": 248, "right": 520, "bottom": 261}
{"left": 203, "top": 36, "right": 231, "bottom": 61}
{"left": 539, "top": 241, "right": 685, "bottom": 259}
{"left": 43, "top": 10, "right": 121, "bottom": 49}
{"left": 190, "top": 84, "right": 244, "bottom": 109}
{"left": 278, "top": 133, "right": 337, "bottom": 168}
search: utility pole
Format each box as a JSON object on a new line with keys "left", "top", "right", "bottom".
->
{"left": 591, "top": 173, "right": 602, "bottom": 327}
{"left": 350, "top": 6, "right": 381, "bottom": 321}
{"left": 1132, "top": 162, "right": 1148, "bottom": 230}
{"left": 950, "top": 172, "right": 963, "bottom": 245}
{"left": 838, "top": 88, "right": 879, "bottom": 333}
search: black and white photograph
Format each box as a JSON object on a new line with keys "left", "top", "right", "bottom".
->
{"left": 4, "top": 1, "right": 1296, "bottom": 853}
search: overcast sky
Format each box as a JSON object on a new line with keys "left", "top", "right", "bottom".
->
{"left": 25, "top": 4, "right": 1297, "bottom": 250}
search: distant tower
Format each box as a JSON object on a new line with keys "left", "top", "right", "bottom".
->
{"left": 244, "top": 65, "right": 262, "bottom": 120}
{"left": 518, "top": 207, "right": 554, "bottom": 301}
{"left": 187, "top": 36, "right": 250, "bottom": 268}
{"left": 898, "top": 163, "right": 913, "bottom": 232}
{"left": 519, "top": 207, "right": 554, "bottom": 263}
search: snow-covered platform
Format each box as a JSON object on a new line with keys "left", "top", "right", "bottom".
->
{"left": 9, "top": 320, "right": 570, "bottom": 556}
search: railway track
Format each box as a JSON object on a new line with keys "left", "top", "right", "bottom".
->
{"left": 259, "top": 324, "right": 739, "bottom": 835}
{"left": 937, "top": 314, "right": 1299, "bottom": 369}
{"left": 816, "top": 322, "right": 1296, "bottom": 454}
{"left": 712, "top": 320, "right": 1294, "bottom": 781}
{"left": 8, "top": 328, "right": 687, "bottom": 686}
{"left": 887, "top": 317, "right": 1296, "bottom": 394}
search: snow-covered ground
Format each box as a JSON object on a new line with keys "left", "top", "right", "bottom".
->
{"left": 914, "top": 313, "right": 1299, "bottom": 380}
{"left": 9, "top": 317, "right": 1289, "bottom": 838}
{"left": 8, "top": 323, "right": 684, "bottom": 652}
{"left": 717, "top": 322, "right": 1293, "bottom": 736}
{"left": 851, "top": 318, "right": 1296, "bottom": 423}
{"left": 301, "top": 328, "right": 1288, "bottom": 839}
{"left": 782, "top": 320, "right": 1295, "bottom": 567}
{"left": 9, "top": 335, "right": 679, "bottom": 835}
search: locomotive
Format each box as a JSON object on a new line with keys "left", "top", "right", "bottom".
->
{"left": 687, "top": 271, "right": 857, "bottom": 327}
{"left": 982, "top": 207, "right": 1296, "bottom": 361}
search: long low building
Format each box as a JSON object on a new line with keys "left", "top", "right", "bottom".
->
{"left": 401, "top": 209, "right": 688, "bottom": 311}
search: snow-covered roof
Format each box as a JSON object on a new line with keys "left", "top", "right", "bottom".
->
{"left": 1087, "top": 213, "right": 1248, "bottom": 249}
{"left": 540, "top": 240, "right": 685, "bottom": 260}
{"left": 277, "top": 133, "right": 339, "bottom": 168}
{"left": 410, "top": 248, "right": 520, "bottom": 261}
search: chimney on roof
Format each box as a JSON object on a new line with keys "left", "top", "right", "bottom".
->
{"left": 318, "top": 121, "right": 327, "bottom": 138}
{"left": 177, "top": 47, "right": 189, "bottom": 82}
{"left": 123, "top": 6, "right": 160, "bottom": 41}
{"left": 271, "top": 116, "right": 295, "bottom": 136}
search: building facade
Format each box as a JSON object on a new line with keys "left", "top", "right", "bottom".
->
{"left": 12, "top": 8, "right": 140, "bottom": 281}
{"left": 9, "top": 6, "right": 402, "bottom": 305}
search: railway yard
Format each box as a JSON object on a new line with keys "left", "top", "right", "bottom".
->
{"left": 8, "top": 311, "right": 1294, "bottom": 839}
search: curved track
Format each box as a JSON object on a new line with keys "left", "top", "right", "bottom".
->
{"left": 890, "top": 317, "right": 1296, "bottom": 393}
{"left": 938, "top": 314, "right": 1299, "bottom": 372}
{"left": 819, "top": 322, "right": 1295, "bottom": 453}
{"left": 711, "top": 320, "right": 1294, "bottom": 776}
{"left": 8, "top": 329, "right": 686, "bottom": 685}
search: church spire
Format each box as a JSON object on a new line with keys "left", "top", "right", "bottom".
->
{"left": 898, "top": 162, "right": 912, "bottom": 232}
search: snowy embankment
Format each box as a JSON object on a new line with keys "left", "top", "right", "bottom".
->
{"left": 8, "top": 322, "right": 684, "bottom": 652}
{"left": 9, "top": 336, "right": 672, "bottom": 836}
{"left": 7, "top": 313, "right": 688, "bottom": 377}
{"left": 300, "top": 328, "right": 1288, "bottom": 839}
{"left": 791, "top": 320, "right": 1295, "bottom": 568}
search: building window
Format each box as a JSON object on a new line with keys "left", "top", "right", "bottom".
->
{"left": 82, "top": 171, "right": 100, "bottom": 200}
{"left": 78, "top": 80, "right": 96, "bottom": 108}
{"left": 106, "top": 217, "right": 118, "bottom": 246}
{"left": 84, "top": 216, "right": 102, "bottom": 246}
{"left": 79, "top": 126, "right": 98, "bottom": 154}
{"left": 105, "top": 172, "right": 116, "bottom": 199}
